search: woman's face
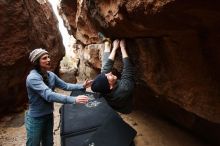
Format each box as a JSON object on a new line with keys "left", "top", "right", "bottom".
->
{"left": 39, "top": 54, "right": 51, "bottom": 71}
{"left": 105, "top": 72, "right": 117, "bottom": 86}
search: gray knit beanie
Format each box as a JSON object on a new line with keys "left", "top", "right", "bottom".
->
{"left": 29, "top": 48, "right": 48, "bottom": 63}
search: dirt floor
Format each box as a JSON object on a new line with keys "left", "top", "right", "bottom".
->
{"left": 0, "top": 90, "right": 210, "bottom": 146}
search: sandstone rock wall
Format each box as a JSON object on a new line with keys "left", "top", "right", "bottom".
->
{"left": 0, "top": 0, "right": 65, "bottom": 116}
{"left": 61, "top": 0, "right": 220, "bottom": 122}
{"left": 60, "top": 0, "right": 220, "bottom": 143}
{"left": 74, "top": 43, "right": 103, "bottom": 81}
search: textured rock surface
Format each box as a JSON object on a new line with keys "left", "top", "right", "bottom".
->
{"left": 60, "top": 0, "right": 220, "bottom": 143}
{"left": 0, "top": 0, "right": 65, "bottom": 117}
{"left": 73, "top": 43, "right": 103, "bottom": 81}
{"left": 60, "top": 0, "right": 100, "bottom": 44}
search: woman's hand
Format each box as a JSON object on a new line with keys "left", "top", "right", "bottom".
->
{"left": 120, "top": 39, "right": 128, "bottom": 58}
{"left": 120, "top": 39, "right": 126, "bottom": 49}
{"left": 83, "top": 79, "right": 93, "bottom": 88}
{"left": 75, "top": 95, "right": 89, "bottom": 104}
{"left": 112, "top": 39, "right": 120, "bottom": 51}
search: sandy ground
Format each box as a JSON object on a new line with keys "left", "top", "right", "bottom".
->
{"left": 0, "top": 90, "right": 210, "bottom": 146}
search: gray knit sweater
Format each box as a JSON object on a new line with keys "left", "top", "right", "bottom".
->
{"left": 101, "top": 52, "right": 135, "bottom": 113}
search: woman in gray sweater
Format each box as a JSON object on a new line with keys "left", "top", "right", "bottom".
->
{"left": 25, "top": 48, "right": 92, "bottom": 146}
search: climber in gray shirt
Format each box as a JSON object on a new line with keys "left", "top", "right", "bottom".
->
{"left": 91, "top": 39, "right": 135, "bottom": 114}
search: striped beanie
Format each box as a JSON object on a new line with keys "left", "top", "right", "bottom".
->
{"left": 29, "top": 48, "right": 48, "bottom": 63}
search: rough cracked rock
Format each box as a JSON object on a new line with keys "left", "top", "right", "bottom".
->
{"left": 60, "top": 0, "right": 220, "bottom": 143}
{"left": 0, "top": 0, "right": 65, "bottom": 117}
